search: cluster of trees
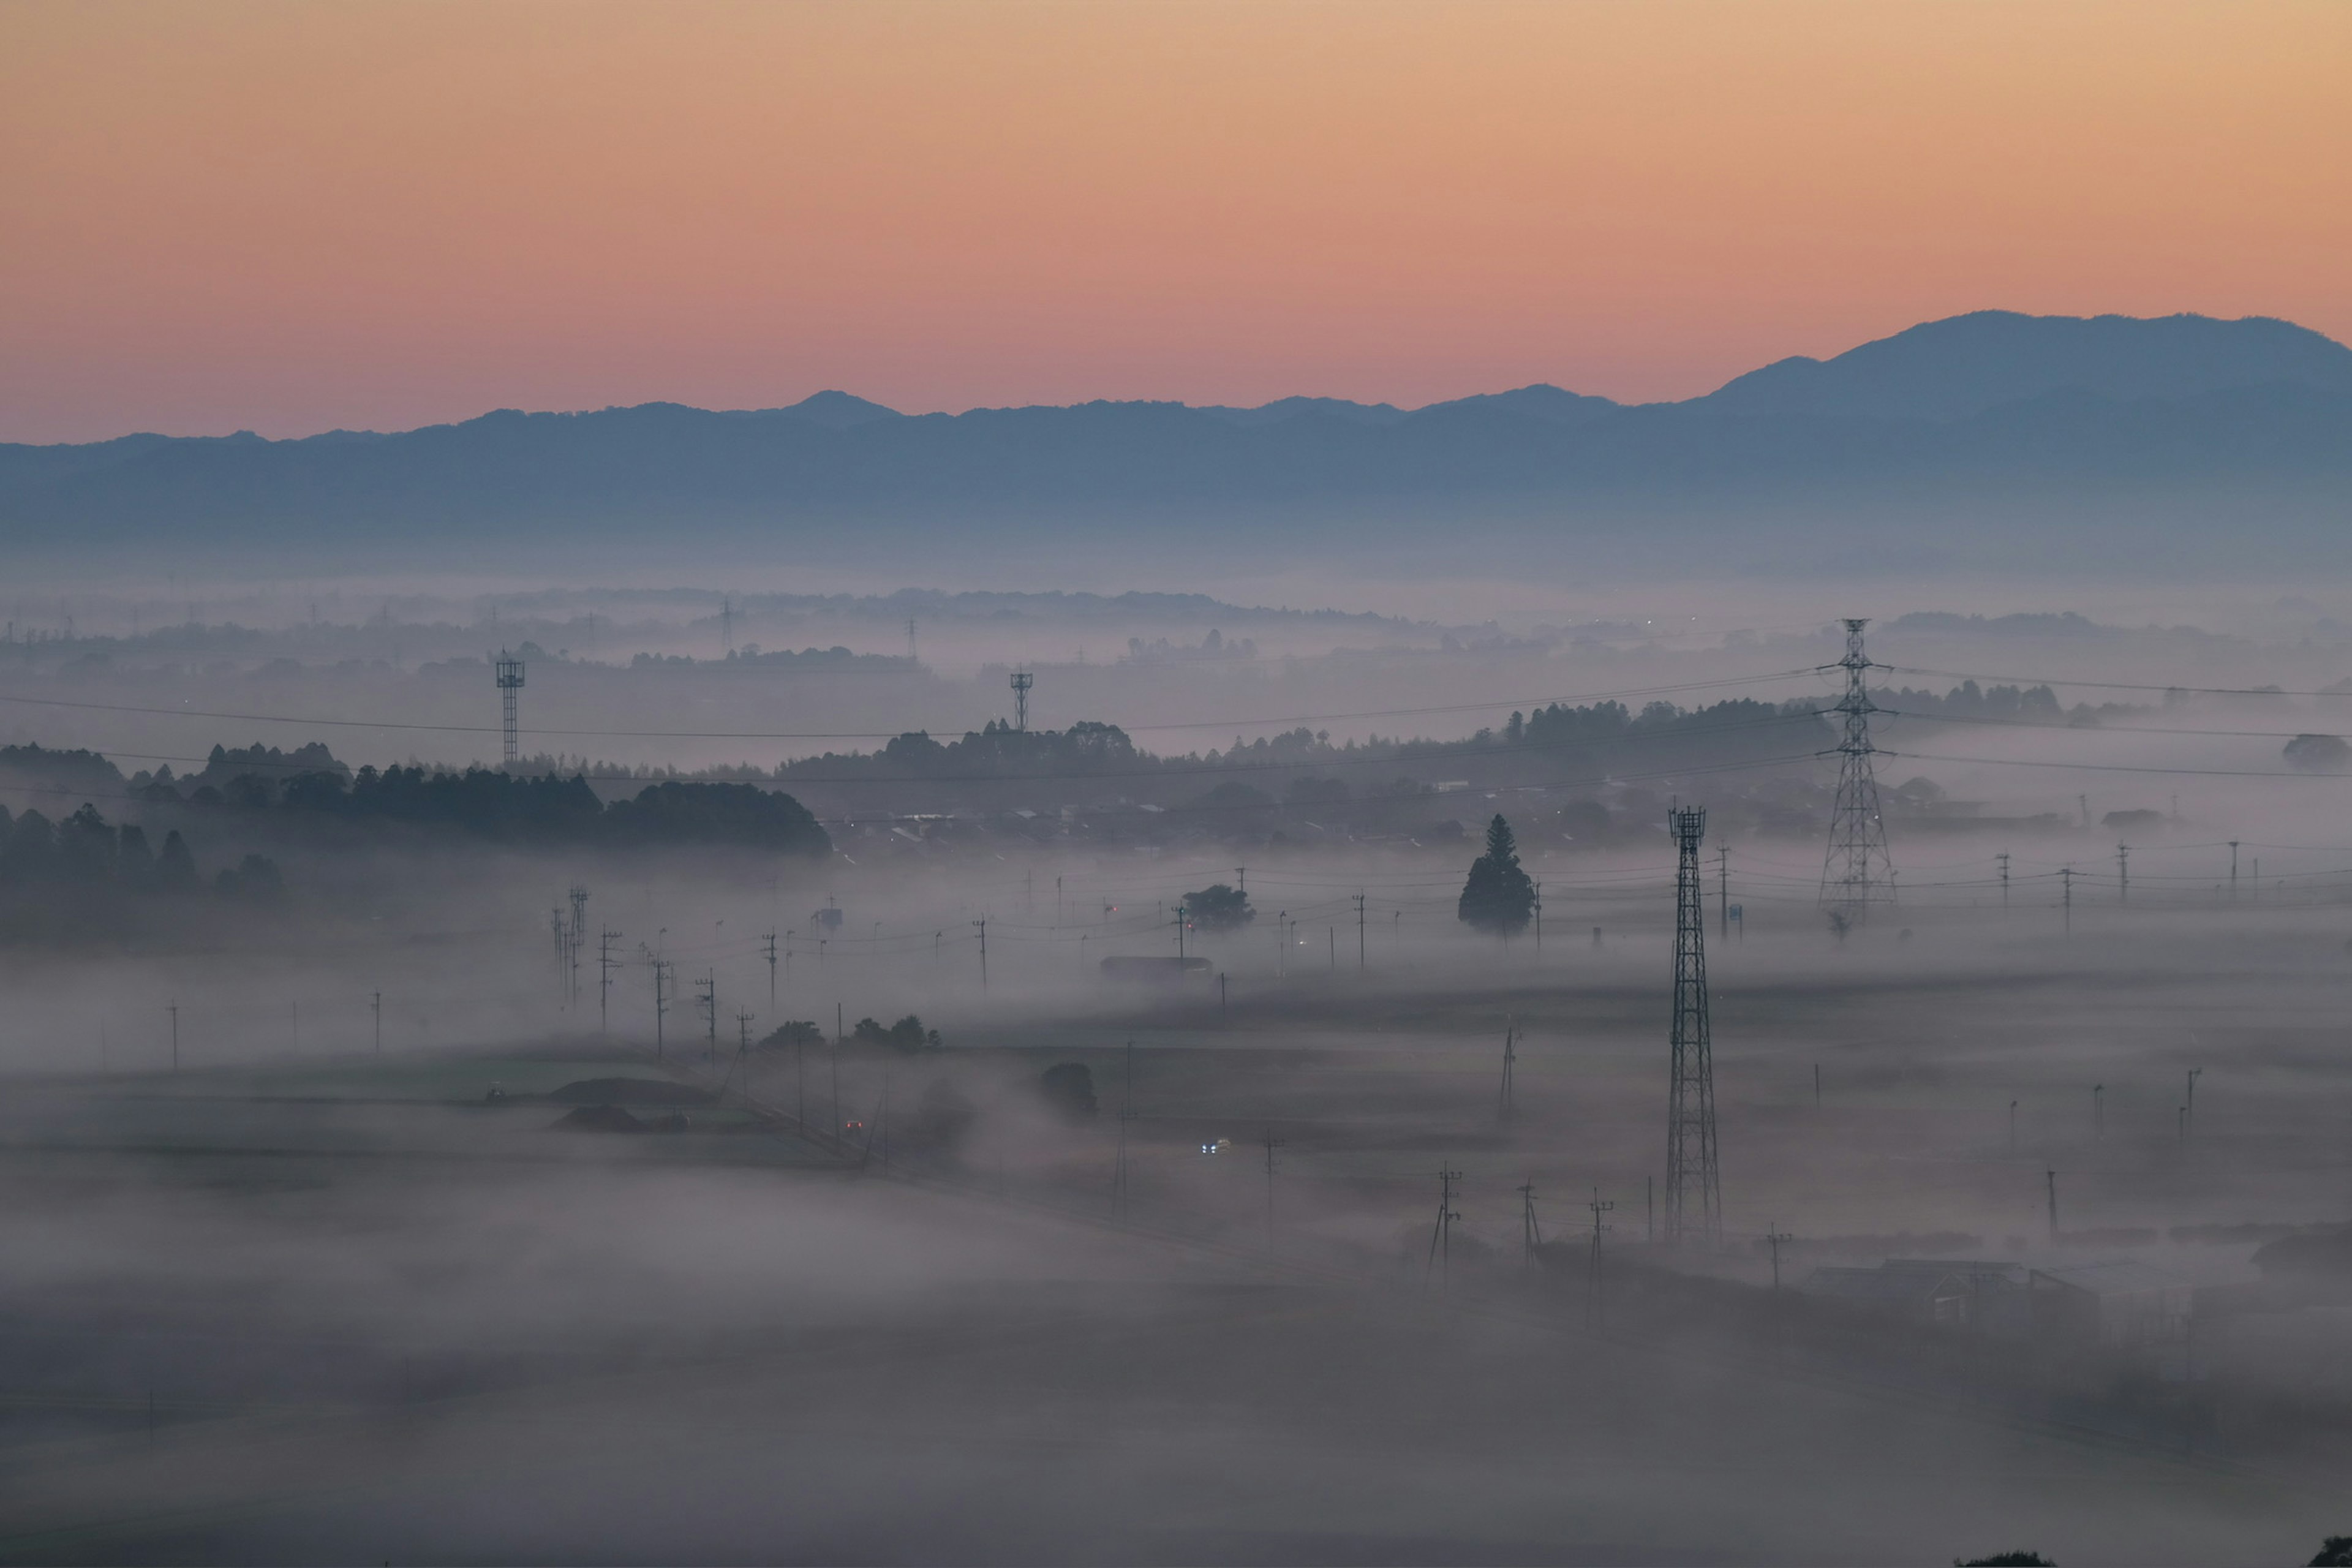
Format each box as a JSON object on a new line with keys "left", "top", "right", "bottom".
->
{"left": 270, "top": 764, "right": 604, "bottom": 834}
{"left": 853, "top": 1014, "right": 940, "bottom": 1050}
{"left": 602, "top": 780, "right": 831, "bottom": 850}
{"left": 2284, "top": 733, "right": 2351, "bottom": 774}
{"left": 1458, "top": 815, "right": 1536, "bottom": 935}
{"left": 1121, "top": 628, "right": 1256, "bottom": 664}
{"left": 1869, "top": 679, "right": 2157, "bottom": 728}
{"left": 184, "top": 742, "right": 347, "bottom": 794}
{"left": 1868, "top": 681, "right": 2065, "bottom": 723}
{"left": 1471, "top": 696, "right": 1816, "bottom": 756}
{"left": 0, "top": 742, "right": 126, "bottom": 798}
{"left": 140, "top": 762, "right": 832, "bottom": 855}
{"left": 777, "top": 700, "right": 1829, "bottom": 804}
{"left": 786, "top": 720, "right": 1143, "bottom": 783}
{"left": 756, "top": 1013, "right": 938, "bottom": 1051}
{"left": 1181, "top": 883, "right": 1254, "bottom": 931}
{"left": 0, "top": 803, "right": 280, "bottom": 900}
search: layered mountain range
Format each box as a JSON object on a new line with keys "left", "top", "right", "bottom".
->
{"left": 6, "top": 311, "right": 2348, "bottom": 572}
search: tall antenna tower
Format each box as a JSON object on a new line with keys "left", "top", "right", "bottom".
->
{"left": 1009, "top": 669, "right": 1033, "bottom": 731}
{"left": 1666, "top": 806, "right": 1722, "bottom": 1245}
{"left": 494, "top": 649, "right": 526, "bottom": 767}
{"left": 1819, "top": 618, "right": 1893, "bottom": 913}
{"left": 719, "top": 596, "right": 734, "bottom": 654}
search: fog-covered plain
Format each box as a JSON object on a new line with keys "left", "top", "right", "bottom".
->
{"left": 4, "top": 579, "right": 2352, "bottom": 1562}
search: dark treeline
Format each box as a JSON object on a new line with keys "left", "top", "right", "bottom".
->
{"left": 0, "top": 744, "right": 833, "bottom": 856}
{"left": 778, "top": 697, "right": 1831, "bottom": 790}
{"left": 0, "top": 690, "right": 1850, "bottom": 859}
{"left": 765, "top": 699, "right": 1841, "bottom": 849}
{"left": 1868, "top": 679, "right": 2156, "bottom": 726}
{"left": 0, "top": 696, "right": 1838, "bottom": 864}
{"left": 198, "top": 766, "right": 834, "bottom": 855}
{"left": 0, "top": 802, "right": 283, "bottom": 939}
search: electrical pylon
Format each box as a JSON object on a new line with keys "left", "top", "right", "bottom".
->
{"left": 1009, "top": 669, "right": 1033, "bottom": 731}
{"left": 1819, "top": 618, "right": 1894, "bottom": 914}
{"left": 1666, "top": 806, "right": 1721, "bottom": 1245}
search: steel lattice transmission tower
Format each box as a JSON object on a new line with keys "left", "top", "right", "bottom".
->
{"left": 1009, "top": 669, "right": 1033, "bottom": 731}
{"left": 1665, "top": 806, "right": 1721, "bottom": 1245}
{"left": 495, "top": 649, "right": 526, "bottom": 766}
{"left": 1819, "top": 617, "right": 1894, "bottom": 913}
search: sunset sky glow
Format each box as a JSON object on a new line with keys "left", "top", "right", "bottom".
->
{"left": 2, "top": 0, "right": 2346, "bottom": 442}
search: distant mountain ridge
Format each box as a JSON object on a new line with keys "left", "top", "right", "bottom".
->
{"left": 1697, "top": 311, "right": 2352, "bottom": 421}
{"left": 4, "top": 311, "right": 2348, "bottom": 571}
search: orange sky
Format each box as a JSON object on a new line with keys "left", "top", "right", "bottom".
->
{"left": 1, "top": 0, "right": 2346, "bottom": 442}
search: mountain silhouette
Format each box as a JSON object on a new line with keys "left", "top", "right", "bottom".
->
{"left": 1698, "top": 310, "right": 2352, "bottom": 421}
{"left": 3, "top": 312, "right": 2346, "bottom": 571}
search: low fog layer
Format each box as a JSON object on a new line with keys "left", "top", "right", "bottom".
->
{"left": 3, "top": 582, "right": 2352, "bottom": 1562}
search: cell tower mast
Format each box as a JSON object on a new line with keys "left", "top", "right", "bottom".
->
{"left": 495, "top": 649, "right": 525, "bottom": 767}
{"left": 1009, "top": 669, "right": 1033, "bottom": 731}
{"left": 1666, "top": 806, "right": 1721, "bottom": 1245}
{"left": 1819, "top": 617, "right": 1893, "bottom": 914}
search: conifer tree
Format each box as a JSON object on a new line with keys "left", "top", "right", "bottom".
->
{"left": 1457, "top": 814, "right": 1536, "bottom": 935}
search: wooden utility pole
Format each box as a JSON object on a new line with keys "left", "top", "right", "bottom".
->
{"left": 1261, "top": 1126, "right": 1284, "bottom": 1251}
